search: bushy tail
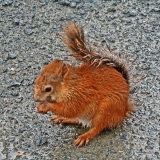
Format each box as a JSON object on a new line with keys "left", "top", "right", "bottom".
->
{"left": 61, "top": 22, "right": 129, "bottom": 84}
{"left": 61, "top": 23, "right": 94, "bottom": 61}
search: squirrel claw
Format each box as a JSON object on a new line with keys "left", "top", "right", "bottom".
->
{"left": 74, "top": 137, "right": 90, "bottom": 147}
{"left": 51, "top": 115, "right": 61, "bottom": 124}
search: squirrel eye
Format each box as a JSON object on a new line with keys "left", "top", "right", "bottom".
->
{"left": 45, "top": 87, "right": 52, "bottom": 92}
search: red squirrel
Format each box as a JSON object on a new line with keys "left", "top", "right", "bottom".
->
{"left": 34, "top": 23, "right": 134, "bottom": 147}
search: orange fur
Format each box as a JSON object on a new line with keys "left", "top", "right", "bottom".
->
{"left": 34, "top": 23, "right": 134, "bottom": 147}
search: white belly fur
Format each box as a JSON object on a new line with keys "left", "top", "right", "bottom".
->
{"left": 78, "top": 117, "right": 92, "bottom": 128}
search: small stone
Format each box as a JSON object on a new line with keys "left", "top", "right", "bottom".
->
{"left": 120, "top": 133, "right": 128, "bottom": 141}
{"left": 39, "top": 0, "right": 46, "bottom": 5}
{"left": 70, "top": 2, "right": 77, "bottom": 8}
{"left": 128, "top": 11, "right": 137, "bottom": 17}
{"left": 8, "top": 52, "right": 17, "bottom": 59}
{"left": 41, "top": 137, "right": 47, "bottom": 145}
{"left": 9, "top": 136, "right": 15, "bottom": 142}
{"left": 0, "top": 58, "right": 3, "bottom": 64}
{"left": 2, "top": 0, "right": 13, "bottom": 6}
{"left": 139, "top": 125, "right": 146, "bottom": 131}
{"left": 74, "top": 0, "right": 80, "bottom": 2}
{"left": 112, "top": 2, "right": 117, "bottom": 6}
{"left": 36, "top": 137, "right": 47, "bottom": 146}
{"left": 155, "top": 152, "right": 159, "bottom": 156}
{"left": 29, "top": 3, "right": 36, "bottom": 10}
{"left": 151, "top": 8, "right": 160, "bottom": 12}
{"left": 43, "top": 19, "right": 50, "bottom": 24}
{"left": 110, "top": 149, "right": 117, "bottom": 154}
{"left": 15, "top": 97, "right": 23, "bottom": 103}
{"left": 10, "top": 70, "right": 16, "bottom": 75}
{"left": 9, "top": 81, "right": 21, "bottom": 87}
{"left": 3, "top": 67, "right": 8, "bottom": 72}
{"left": 18, "top": 58, "right": 23, "bottom": 62}
{"left": 58, "top": 0, "right": 70, "bottom": 6}
{"left": 102, "top": 34, "right": 115, "bottom": 43}
{"left": 13, "top": 18, "right": 20, "bottom": 25}
{"left": 110, "top": 140, "right": 114, "bottom": 145}
{"left": 24, "top": 28, "right": 33, "bottom": 35}
{"left": 35, "top": 139, "right": 41, "bottom": 146}
{"left": 78, "top": 158, "right": 88, "bottom": 160}
{"left": 107, "top": 7, "right": 116, "bottom": 12}
{"left": 11, "top": 90, "right": 19, "bottom": 96}
{"left": 14, "top": 1, "right": 21, "bottom": 7}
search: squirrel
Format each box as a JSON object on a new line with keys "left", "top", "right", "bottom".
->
{"left": 34, "top": 23, "right": 134, "bottom": 147}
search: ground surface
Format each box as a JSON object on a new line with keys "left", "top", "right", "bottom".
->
{"left": 0, "top": 0, "right": 160, "bottom": 159}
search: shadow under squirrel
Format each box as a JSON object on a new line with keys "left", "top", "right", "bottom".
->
{"left": 34, "top": 23, "right": 134, "bottom": 147}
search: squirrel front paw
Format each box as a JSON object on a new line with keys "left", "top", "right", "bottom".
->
{"left": 36, "top": 102, "right": 49, "bottom": 114}
{"left": 51, "top": 115, "right": 79, "bottom": 124}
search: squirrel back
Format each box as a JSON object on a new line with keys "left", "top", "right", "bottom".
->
{"left": 62, "top": 23, "right": 129, "bottom": 84}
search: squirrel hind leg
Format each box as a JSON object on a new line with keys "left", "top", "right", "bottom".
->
{"left": 74, "top": 113, "right": 110, "bottom": 147}
{"left": 74, "top": 100, "right": 128, "bottom": 147}
{"left": 74, "top": 111, "right": 109, "bottom": 147}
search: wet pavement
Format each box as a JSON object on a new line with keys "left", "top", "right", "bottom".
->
{"left": 0, "top": 0, "right": 160, "bottom": 159}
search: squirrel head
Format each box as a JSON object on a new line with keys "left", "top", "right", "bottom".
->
{"left": 34, "top": 59, "right": 69, "bottom": 103}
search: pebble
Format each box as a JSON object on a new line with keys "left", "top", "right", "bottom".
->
{"left": 13, "top": 17, "right": 20, "bottom": 25}
{"left": 41, "top": 137, "right": 47, "bottom": 145}
{"left": 151, "top": 8, "right": 160, "bottom": 12}
{"left": 2, "top": 0, "right": 13, "bottom": 6}
{"left": 24, "top": 28, "right": 33, "bottom": 35}
{"left": 0, "top": 58, "right": 3, "bottom": 64}
{"left": 7, "top": 52, "right": 17, "bottom": 59}
{"left": 43, "top": 19, "right": 50, "bottom": 24}
{"left": 11, "top": 90, "right": 19, "bottom": 96}
{"left": 15, "top": 97, "right": 23, "bottom": 103}
{"left": 36, "top": 137, "right": 47, "bottom": 146}
{"left": 9, "top": 81, "right": 21, "bottom": 87}
{"left": 14, "top": 1, "right": 21, "bottom": 7}
{"left": 70, "top": 2, "right": 77, "bottom": 8}
{"left": 128, "top": 11, "right": 137, "bottom": 17}
{"left": 58, "top": 0, "right": 70, "bottom": 6}
{"left": 102, "top": 34, "right": 115, "bottom": 43}
{"left": 74, "top": 0, "right": 80, "bottom": 3}
{"left": 120, "top": 133, "right": 128, "bottom": 141}
{"left": 139, "top": 125, "right": 146, "bottom": 131}
{"left": 79, "top": 158, "right": 88, "bottom": 160}
{"left": 3, "top": 67, "right": 8, "bottom": 72}
{"left": 107, "top": 7, "right": 116, "bottom": 12}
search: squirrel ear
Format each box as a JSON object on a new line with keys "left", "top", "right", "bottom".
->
{"left": 61, "top": 63, "right": 68, "bottom": 78}
{"left": 57, "top": 62, "right": 68, "bottom": 80}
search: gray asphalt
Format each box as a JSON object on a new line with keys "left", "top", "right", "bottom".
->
{"left": 0, "top": 0, "right": 160, "bottom": 159}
